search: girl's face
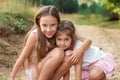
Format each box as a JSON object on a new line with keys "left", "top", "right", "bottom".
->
{"left": 56, "top": 33, "right": 72, "bottom": 50}
{"left": 40, "top": 15, "right": 58, "bottom": 38}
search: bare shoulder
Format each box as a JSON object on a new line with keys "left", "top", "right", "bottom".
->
{"left": 26, "top": 31, "right": 37, "bottom": 47}
{"left": 21, "top": 32, "right": 37, "bottom": 57}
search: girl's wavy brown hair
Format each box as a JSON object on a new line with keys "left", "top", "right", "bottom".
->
{"left": 25, "top": 5, "right": 60, "bottom": 63}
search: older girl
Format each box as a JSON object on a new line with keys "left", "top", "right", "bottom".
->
{"left": 9, "top": 5, "right": 64, "bottom": 80}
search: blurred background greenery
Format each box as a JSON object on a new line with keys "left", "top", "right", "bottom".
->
{"left": 0, "top": 0, "right": 120, "bottom": 33}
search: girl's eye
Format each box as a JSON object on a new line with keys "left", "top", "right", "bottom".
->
{"left": 42, "top": 24, "right": 47, "bottom": 27}
{"left": 56, "top": 38, "right": 61, "bottom": 41}
{"left": 51, "top": 24, "right": 56, "bottom": 26}
{"left": 51, "top": 23, "right": 57, "bottom": 26}
{"left": 65, "top": 38, "right": 69, "bottom": 41}
{"left": 58, "top": 38, "right": 61, "bottom": 41}
{"left": 51, "top": 24, "right": 57, "bottom": 28}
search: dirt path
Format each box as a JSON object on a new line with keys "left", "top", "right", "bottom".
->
{"left": 0, "top": 25, "right": 120, "bottom": 80}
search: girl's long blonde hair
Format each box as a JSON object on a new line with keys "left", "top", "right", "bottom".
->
{"left": 25, "top": 5, "right": 60, "bottom": 63}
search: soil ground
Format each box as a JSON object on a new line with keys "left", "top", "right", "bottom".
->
{"left": 0, "top": 25, "right": 120, "bottom": 80}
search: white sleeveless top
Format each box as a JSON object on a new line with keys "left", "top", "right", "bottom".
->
{"left": 74, "top": 40, "right": 106, "bottom": 67}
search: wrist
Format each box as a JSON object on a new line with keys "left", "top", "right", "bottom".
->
{"left": 9, "top": 74, "right": 15, "bottom": 80}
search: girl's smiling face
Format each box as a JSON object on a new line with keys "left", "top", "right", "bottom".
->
{"left": 56, "top": 33, "right": 72, "bottom": 50}
{"left": 40, "top": 15, "right": 58, "bottom": 38}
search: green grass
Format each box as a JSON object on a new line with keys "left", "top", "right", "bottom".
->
{"left": 0, "top": 0, "right": 38, "bottom": 33}
{"left": 61, "top": 13, "right": 120, "bottom": 29}
{"left": 96, "top": 20, "right": 120, "bottom": 29}
{"left": 0, "top": 0, "right": 39, "bottom": 19}
{"left": 0, "top": 76, "right": 8, "bottom": 80}
{"left": 0, "top": 12, "right": 33, "bottom": 33}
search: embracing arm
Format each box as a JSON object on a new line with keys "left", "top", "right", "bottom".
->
{"left": 70, "top": 35, "right": 92, "bottom": 64}
{"left": 76, "top": 36, "right": 92, "bottom": 52}
{"left": 9, "top": 33, "right": 36, "bottom": 80}
{"left": 74, "top": 57, "right": 83, "bottom": 80}
{"left": 72, "top": 35, "right": 91, "bottom": 80}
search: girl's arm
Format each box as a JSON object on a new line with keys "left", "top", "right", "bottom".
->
{"left": 70, "top": 35, "right": 92, "bottom": 64}
{"left": 9, "top": 33, "right": 36, "bottom": 80}
{"left": 71, "top": 35, "right": 91, "bottom": 80}
{"left": 63, "top": 71, "right": 70, "bottom": 80}
{"left": 74, "top": 56, "right": 83, "bottom": 80}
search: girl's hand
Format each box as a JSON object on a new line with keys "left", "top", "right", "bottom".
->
{"left": 69, "top": 50, "right": 83, "bottom": 64}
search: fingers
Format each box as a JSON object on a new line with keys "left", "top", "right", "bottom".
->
{"left": 69, "top": 55, "right": 76, "bottom": 64}
{"left": 64, "top": 52, "right": 81, "bottom": 65}
{"left": 69, "top": 53, "right": 80, "bottom": 64}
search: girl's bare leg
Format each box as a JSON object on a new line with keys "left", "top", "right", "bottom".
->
{"left": 51, "top": 50, "right": 73, "bottom": 80}
{"left": 63, "top": 71, "right": 70, "bottom": 80}
{"left": 51, "top": 58, "right": 72, "bottom": 80}
{"left": 89, "top": 66, "right": 106, "bottom": 80}
{"left": 31, "top": 65, "right": 39, "bottom": 80}
{"left": 38, "top": 48, "right": 64, "bottom": 80}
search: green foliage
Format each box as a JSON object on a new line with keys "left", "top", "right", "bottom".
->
{"left": 41, "top": 0, "right": 55, "bottom": 5}
{"left": 98, "top": 0, "right": 120, "bottom": 20}
{"left": 0, "top": 0, "right": 36, "bottom": 19}
{"left": 0, "top": 12, "right": 33, "bottom": 33}
{"left": 78, "top": 0, "right": 120, "bottom": 20}
{"left": 78, "top": 1, "right": 107, "bottom": 15}
{"left": 61, "top": 13, "right": 120, "bottom": 29}
{"left": 0, "top": 0, "right": 38, "bottom": 33}
{"left": 25, "top": 0, "right": 41, "bottom": 6}
{"left": 98, "top": 20, "right": 120, "bottom": 29}
{"left": 40, "top": 0, "right": 79, "bottom": 13}
{"left": 0, "top": 76, "right": 8, "bottom": 80}
{"left": 55, "top": 0, "right": 79, "bottom": 13}
{"left": 109, "top": 0, "right": 120, "bottom": 7}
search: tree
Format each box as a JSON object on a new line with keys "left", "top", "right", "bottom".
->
{"left": 40, "top": 0, "right": 55, "bottom": 5}
{"left": 55, "top": 0, "right": 79, "bottom": 13}
{"left": 98, "top": 0, "right": 120, "bottom": 21}
{"left": 40, "top": 0, "right": 79, "bottom": 13}
{"left": 78, "top": 0, "right": 106, "bottom": 15}
{"left": 25, "top": 0, "right": 41, "bottom": 6}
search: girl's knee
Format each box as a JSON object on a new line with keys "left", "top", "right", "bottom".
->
{"left": 52, "top": 48, "right": 64, "bottom": 60}
{"left": 90, "top": 73, "right": 105, "bottom": 80}
{"left": 89, "top": 67, "right": 105, "bottom": 80}
{"left": 90, "top": 72, "right": 100, "bottom": 80}
{"left": 65, "top": 50, "right": 72, "bottom": 57}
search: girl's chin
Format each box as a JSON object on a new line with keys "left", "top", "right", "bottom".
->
{"left": 61, "top": 48, "right": 67, "bottom": 50}
{"left": 47, "top": 36, "right": 52, "bottom": 38}
{"left": 46, "top": 35, "right": 53, "bottom": 38}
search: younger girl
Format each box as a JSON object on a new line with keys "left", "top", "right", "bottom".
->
{"left": 55, "top": 20, "right": 117, "bottom": 80}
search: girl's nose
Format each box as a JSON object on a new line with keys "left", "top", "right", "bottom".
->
{"left": 61, "top": 40, "right": 65, "bottom": 45}
{"left": 46, "top": 26, "right": 51, "bottom": 31}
